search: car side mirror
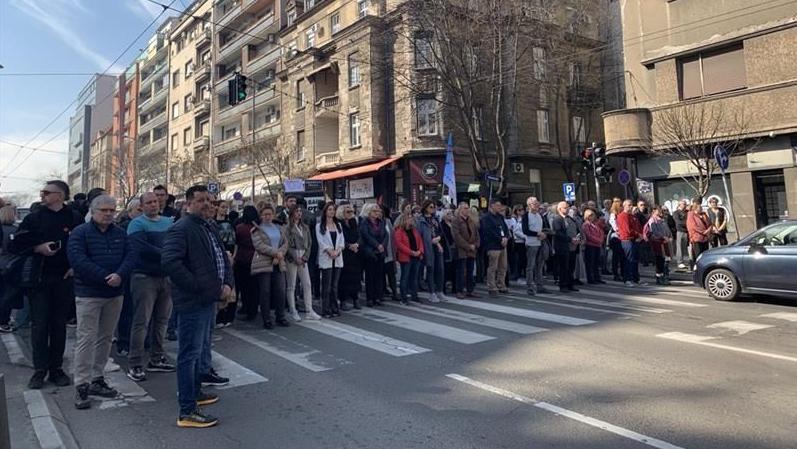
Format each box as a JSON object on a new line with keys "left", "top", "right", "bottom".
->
{"left": 748, "top": 243, "right": 768, "bottom": 255}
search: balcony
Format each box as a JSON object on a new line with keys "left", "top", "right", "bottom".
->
{"left": 219, "top": 13, "right": 276, "bottom": 64}
{"left": 195, "top": 62, "right": 211, "bottom": 82}
{"left": 193, "top": 135, "right": 210, "bottom": 151}
{"left": 139, "top": 88, "right": 168, "bottom": 114}
{"left": 195, "top": 28, "right": 211, "bottom": 48}
{"left": 138, "top": 111, "right": 167, "bottom": 134}
{"left": 602, "top": 108, "right": 652, "bottom": 156}
{"left": 249, "top": 122, "right": 280, "bottom": 143}
{"left": 150, "top": 137, "right": 167, "bottom": 154}
{"left": 217, "top": 86, "right": 276, "bottom": 123}
{"left": 218, "top": 37, "right": 243, "bottom": 63}
{"left": 194, "top": 98, "right": 211, "bottom": 116}
{"left": 217, "top": 0, "right": 242, "bottom": 29}
{"left": 315, "top": 152, "right": 340, "bottom": 169}
{"left": 315, "top": 95, "right": 340, "bottom": 119}
{"left": 214, "top": 136, "right": 243, "bottom": 156}
{"left": 140, "top": 64, "right": 167, "bottom": 90}
{"left": 247, "top": 46, "right": 279, "bottom": 75}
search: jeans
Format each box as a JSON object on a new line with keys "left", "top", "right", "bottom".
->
{"left": 28, "top": 276, "right": 73, "bottom": 372}
{"left": 73, "top": 296, "right": 123, "bottom": 385}
{"left": 399, "top": 259, "right": 421, "bottom": 300}
{"left": 286, "top": 262, "right": 313, "bottom": 313}
{"left": 257, "top": 270, "right": 287, "bottom": 325}
{"left": 364, "top": 258, "right": 385, "bottom": 304}
{"left": 524, "top": 245, "right": 543, "bottom": 291}
{"left": 621, "top": 240, "right": 640, "bottom": 283}
{"left": 425, "top": 249, "right": 445, "bottom": 294}
{"left": 486, "top": 249, "right": 508, "bottom": 292}
{"left": 129, "top": 274, "right": 172, "bottom": 367}
{"left": 584, "top": 246, "right": 602, "bottom": 283}
{"left": 320, "top": 267, "right": 341, "bottom": 315}
{"left": 176, "top": 302, "right": 215, "bottom": 416}
{"left": 675, "top": 231, "right": 690, "bottom": 265}
{"left": 455, "top": 258, "right": 476, "bottom": 294}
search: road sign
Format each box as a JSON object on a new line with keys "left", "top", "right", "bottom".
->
{"left": 304, "top": 180, "right": 323, "bottom": 192}
{"left": 207, "top": 181, "right": 220, "bottom": 194}
{"left": 233, "top": 192, "right": 243, "bottom": 201}
{"left": 617, "top": 169, "right": 631, "bottom": 186}
{"left": 485, "top": 174, "right": 502, "bottom": 183}
{"left": 714, "top": 144, "right": 729, "bottom": 173}
{"left": 283, "top": 178, "right": 305, "bottom": 193}
{"left": 563, "top": 182, "right": 576, "bottom": 202}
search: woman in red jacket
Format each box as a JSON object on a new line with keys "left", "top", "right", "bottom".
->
{"left": 393, "top": 214, "right": 425, "bottom": 305}
{"left": 686, "top": 200, "right": 712, "bottom": 270}
{"left": 581, "top": 209, "right": 606, "bottom": 284}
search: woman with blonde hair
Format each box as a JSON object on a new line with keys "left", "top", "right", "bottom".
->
{"left": 284, "top": 206, "right": 321, "bottom": 320}
{"left": 607, "top": 197, "right": 625, "bottom": 281}
{"left": 359, "top": 203, "right": 388, "bottom": 307}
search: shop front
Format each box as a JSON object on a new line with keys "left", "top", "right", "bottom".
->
{"left": 308, "top": 156, "right": 401, "bottom": 210}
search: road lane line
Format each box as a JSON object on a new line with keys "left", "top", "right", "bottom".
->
{"left": 210, "top": 350, "right": 268, "bottom": 390}
{"left": 385, "top": 302, "right": 548, "bottom": 334}
{"left": 760, "top": 312, "right": 797, "bottom": 322}
{"left": 446, "top": 374, "right": 686, "bottom": 449}
{"left": 453, "top": 299, "right": 596, "bottom": 326}
{"left": 539, "top": 293, "right": 671, "bottom": 314}
{"left": 224, "top": 328, "right": 351, "bottom": 372}
{"left": 656, "top": 332, "right": 797, "bottom": 363}
{"left": 575, "top": 288, "right": 708, "bottom": 308}
{"left": 24, "top": 390, "right": 80, "bottom": 449}
{"left": 1, "top": 333, "right": 31, "bottom": 366}
{"left": 706, "top": 321, "right": 773, "bottom": 335}
{"left": 296, "top": 320, "right": 431, "bottom": 356}
{"left": 349, "top": 308, "right": 495, "bottom": 344}
{"left": 474, "top": 287, "right": 646, "bottom": 316}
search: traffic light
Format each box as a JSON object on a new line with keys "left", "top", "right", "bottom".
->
{"left": 227, "top": 73, "right": 249, "bottom": 106}
{"left": 581, "top": 147, "right": 592, "bottom": 169}
{"left": 236, "top": 73, "right": 248, "bottom": 102}
{"left": 593, "top": 145, "right": 615, "bottom": 181}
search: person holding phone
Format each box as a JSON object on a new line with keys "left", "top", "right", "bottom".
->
{"left": 10, "top": 180, "right": 84, "bottom": 390}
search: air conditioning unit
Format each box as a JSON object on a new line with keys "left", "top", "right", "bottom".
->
{"left": 512, "top": 162, "right": 525, "bottom": 174}
{"left": 317, "top": 26, "right": 325, "bottom": 37}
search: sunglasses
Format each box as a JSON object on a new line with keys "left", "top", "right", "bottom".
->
{"left": 40, "top": 190, "right": 61, "bottom": 196}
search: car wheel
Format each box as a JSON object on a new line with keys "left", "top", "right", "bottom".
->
{"left": 705, "top": 268, "right": 739, "bottom": 301}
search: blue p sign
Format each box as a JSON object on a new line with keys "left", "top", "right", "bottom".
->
{"left": 563, "top": 183, "right": 576, "bottom": 202}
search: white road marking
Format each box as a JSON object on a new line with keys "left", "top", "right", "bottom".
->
{"left": 474, "top": 287, "right": 643, "bottom": 316}
{"left": 576, "top": 288, "right": 708, "bottom": 308}
{"left": 453, "top": 299, "right": 596, "bottom": 326}
{"left": 447, "top": 374, "right": 686, "bottom": 449}
{"left": 760, "top": 312, "right": 797, "bottom": 322}
{"left": 1, "top": 332, "right": 31, "bottom": 366}
{"left": 537, "top": 293, "right": 668, "bottom": 314}
{"left": 386, "top": 302, "right": 548, "bottom": 334}
{"left": 706, "top": 320, "right": 774, "bottom": 335}
{"left": 211, "top": 350, "right": 268, "bottom": 390}
{"left": 224, "top": 328, "right": 351, "bottom": 372}
{"left": 296, "top": 320, "right": 431, "bottom": 356}
{"left": 98, "top": 370, "right": 156, "bottom": 410}
{"left": 657, "top": 332, "right": 797, "bottom": 363}
{"left": 350, "top": 308, "right": 495, "bottom": 344}
{"left": 24, "top": 390, "right": 80, "bottom": 449}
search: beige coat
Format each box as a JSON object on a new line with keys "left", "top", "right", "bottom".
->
{"left": 450, "top": 214, "right": 480, "bottom": 259}
{"left": 250, "top": 224, "right": 288, "bottom": 274}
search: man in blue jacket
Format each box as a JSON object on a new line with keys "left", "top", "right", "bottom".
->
{"left": 162, "top": 185, "right": 233, "bottom": 428}
{"left": 67, "top": 195, "right": 134, "bottom": 409}
{"left": 480, "top": 199, "right": 510, "bottom": 296}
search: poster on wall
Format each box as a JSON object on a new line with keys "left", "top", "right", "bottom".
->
{"left": 349, "top": 177, "right": 374, "bottom": 199}
{"left": 305, "top": 196, "right": 325, "bottom": 214}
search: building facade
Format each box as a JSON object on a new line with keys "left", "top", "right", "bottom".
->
{"left": 87, "top": 126, "right": 113, "bottom": 192}
{"left": 603, "top": 0, "right": 797, "bottom": 236}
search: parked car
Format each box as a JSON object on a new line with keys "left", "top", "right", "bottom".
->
{"left": 694, "top": 220, "right": 797, "bottom": 301}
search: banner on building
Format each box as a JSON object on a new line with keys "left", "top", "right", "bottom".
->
{"left": 443, "top": 132, "right": 457, "bottom": 205}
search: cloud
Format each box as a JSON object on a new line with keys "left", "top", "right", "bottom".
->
{"left": 127, "top": 0, "right": 163, "bottom": 20}
{"left": 9, "top": 0, "right": 120, "bottom": 72}
{"left": 0, "top": 133, "right": 69, "bottom": 196}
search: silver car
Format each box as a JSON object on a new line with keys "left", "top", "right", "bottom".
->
{"left": 694, "top": 220, "right": 797, "bottom": 301}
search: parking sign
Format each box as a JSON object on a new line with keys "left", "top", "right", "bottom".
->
{"left": 563, "top": 182, "right": 576, "bottom": 202}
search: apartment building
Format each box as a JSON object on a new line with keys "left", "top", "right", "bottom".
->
{"left": 87, "top": 126, "right": 113, "bottom": 192}
{"left": 603, "top": 0, "right": 797, "bottom": 236}
{"left": 136, "top": 18, "right": 175, "bottom": 190}
{"left": 108, "top": 62, "right": 140, "bottom": 201}
{"left": 212, "top": 0, "right": 284, "bottom": 199}
{"left": 168, "top": 0, "right": 214, "bottom": 193}
{"left": 67, "top": 74, "right": 116, "bottom": 194}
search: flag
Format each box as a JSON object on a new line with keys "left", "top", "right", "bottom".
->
{"left": 443, "top": 131, "right": 457, "bottom": 205}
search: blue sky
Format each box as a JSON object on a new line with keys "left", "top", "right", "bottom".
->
{"left": 0, "top": 0, "right": 177, "bottom": 202}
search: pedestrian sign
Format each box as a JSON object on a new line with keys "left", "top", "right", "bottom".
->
{"left": 714, "top": 144, "right": 729, "bottom": 173}
{"left": 563, "top": 182, "right": 576, "bottom": 202}
{"left": 207, "top": 181, "right": 220, "bottom": 194}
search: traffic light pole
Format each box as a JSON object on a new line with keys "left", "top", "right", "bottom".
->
{"left": 250, "top": 79, "right": 256, "bottom": 203}
{"left": 591, "top": 142, "right": 601, "bottom": 206}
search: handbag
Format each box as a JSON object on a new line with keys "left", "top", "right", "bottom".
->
{"left": 2, "top": 252, "right": 44, "bottom": 288}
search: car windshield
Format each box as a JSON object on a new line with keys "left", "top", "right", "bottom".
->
{"left": 742, "top": 222, "right": 797, "bottom": 247}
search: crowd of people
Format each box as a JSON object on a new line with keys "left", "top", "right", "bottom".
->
{"left": 0, "top": 180, "right": 730, "bottom": 428}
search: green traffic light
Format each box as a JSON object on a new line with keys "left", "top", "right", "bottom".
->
{"left": 238, "top": 90, "right": 247, "bottom": 101}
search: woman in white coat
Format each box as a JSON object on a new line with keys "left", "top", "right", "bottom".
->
{"left": 316, "top": 202, "right": 345, "bottom": 318}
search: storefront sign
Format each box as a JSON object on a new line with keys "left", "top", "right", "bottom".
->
{"left": 305, "top": 196, "right": 325, "bottom": 214}
{"left": 349, "top": 177, "right": 374, "bottom": 199}
{"left": 305, "top": 180, "right": 324, "bottom": 192}
{"left": 284, "top": 178, "right": 305, "bottom": 193}
{"left": 409, "top": 158, "right": 444, "bottom": 185}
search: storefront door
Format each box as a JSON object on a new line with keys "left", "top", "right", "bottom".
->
{"left": 754, "top": 171, "right": 788, "bottom": 226}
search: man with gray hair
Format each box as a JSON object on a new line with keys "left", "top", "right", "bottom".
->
{"left": 520, "top": 197, "right": 549, "bottom": 295}
{"left": 67, "top": 195, "right": 134, "bottom": 409}
{"left": 672, "top": 199, "right": 690, "bottom": 270}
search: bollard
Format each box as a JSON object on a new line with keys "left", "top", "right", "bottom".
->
{"left": 0, "top": 374, "right": 9, "bottom": 449}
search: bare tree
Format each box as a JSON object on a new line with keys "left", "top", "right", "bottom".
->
{"left": 650, "top": 102, "right": 753, "bottom": 198}
{"left": 236, "top": 136, "right": 306, "bottom": 203}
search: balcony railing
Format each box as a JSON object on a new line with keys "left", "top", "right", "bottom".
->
{"left": 139, "top": 111, "right": 167, "bottom": 133}
{"left": 315, "top": 152, "right": 340, "bottom": 169}
{"left": 194, "top": 98, "right": 211, "bottom": 115}
{"left": 195, "top": 28, "right": 211, "bottom": 48}
{"left": 214, "top": 136, "right": 243, "bottom": 156}
{"left": 195, "top": 62, "right": 211, "bottom": 81}
{"left": 217, "top": 0, "right": 242, "bottom": 29}
{"left": 315, "top": 95, "right": 340, "bottom": 118}
{"left": 193, "top": 135, "right": 210, "bottom": 151}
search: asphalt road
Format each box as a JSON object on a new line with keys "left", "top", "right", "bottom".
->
{"left": 2, "top": 277, "right": 797, "bottom": 449}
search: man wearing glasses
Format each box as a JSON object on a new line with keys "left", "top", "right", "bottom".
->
{"left": 10, "top": 181, "right": 84, "bottom": 390}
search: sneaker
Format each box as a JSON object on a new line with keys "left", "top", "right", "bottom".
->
{"left": 200, "top": 369, "right": 229, "bottom": 387}
{"left": 624, "top": 281, "right": 635, "bottom": 287}
{"left": 147, "top": 356, "right": 176, "bottom": 373}
{"left": 74, "top": 383, "right": 91, "bottom": 410}
{"left": 215, "top": 322, "right": 226, "bottom": 329}
{"left": 428, "top": 293, "right": 440, "bottom": 303}
{"left": 290, "top": 310, "right": 302, "bottom": 322}
{"left": 0, "top": 324, "right": 14, "bottom": 333}
{"left": 466, "top": 292, "right": 481, "bottom": 298}
{"left": 276, "top": 319, "right": 291, "bottom": 327}
{"left": 115, "top": 347, "right": 129, "bottom": 357}
{"left": 677, "top": 263, "right": 687, "bottom": 270}
{"left": 437, "top": 293, "right": 454, "bottom": 302}
{"left": 127, "top": 366, "right": 146, "bottom": 382}
{"left": 166, "top": 330, "right": 177, "bottom": 341}
{"left": 527, "top": 289, "right": 536, "bottom": 296}
{"left": 28, "top": 370, "right": 46, "bottom": 390}
{"left": 88, "top": 377, "right": 118, "bottom": 398}
{"left": 48, "top": 368, "right": 71, "bottom": 387}
{"left": 105, "top": 360, "right": 121, "bottom": 372}
{"left": 305, "top": 311, "right": 321, "bottom": 320}
{"left": 637, "top": 281, "right": 648, "bottom": 286}
{"left": 196, "top": 390, "right": 219, "bottom": 406}
{"left": 177, "top": 410, "right": 218, "bottom": 428}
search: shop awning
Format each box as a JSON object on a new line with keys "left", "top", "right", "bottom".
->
{"left": 308, "top": 156, "right": 401, "bottom": 181}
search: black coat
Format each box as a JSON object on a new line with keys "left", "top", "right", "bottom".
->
{"left": 339, "top": 218, "right": 362, "bottom": 288}
{"left": 162, "top": 213, "right": 233, "bottom": 312}
{"left": 359, "top": 218, "right": 387, "bottom": 262}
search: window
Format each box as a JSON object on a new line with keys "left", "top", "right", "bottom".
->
{"left": 568, "top": 63, "right": 581, "bottom": 87}
{"left": 678, "top": 44, "right": 746, "bottom": 100}
{"left": 222, "top": 125, "right": 238, "bottom": 140}
{"left": 296, "top": 80, "right": 305, "bottom": 109}
{"left": 306, "top": 25, "right": 316, "bottom": 48}
{"left": 185, "top": 60, "right": 194, "bottom": 78}
{"left": 348, "top": 52, "right": 361, "bottom": 87}
{"left": 533, "top": 47, "right": 546, "bottom": 80}
{"left": 571, "top": 116, "right": 586, "bottom": 144}
{"left": 170, "top": 133, "right": 178, "bottom": 150}
{"left": 183, "top": 127, "right": 192, "bottom": 145}
{"left": 172, "top": 70, "right": 181, "bottom": 87}
{"left": 184, "top": 94, "right": 192, "bottom": 112}
{"left": 537, "top": 110, "right": 550, "bottom": 143}
{"left": 358, "top": 0, "right": 368, "bottom": 18}
{"left": 306, "top": 0, "right": 315, "bottom": 8}
{"left": 287, "top": 10, "right": 296, "bottom": 26}
{"left": 172, "top": 102, "right": 180, "bottom": 119}
{"left": 296, "top": 130, "right": 305, "bottom": 161}
{"left": 749, "top": 223, "right": 797, "bottom": 247}
{"left": 417, "top": 98, "right": 438, "bottom": 136}
{"left": 472, "top": 106, "right": 483, "bottom": 140}
{"left": 201, "top": 50, "right": 211, "bottom": 64}
{"left": 199, "top": 120, "right": 209, "bottom": 137}
{"left": 415, "top": 35, "right": 433, "bottom": 69}
{"left": 331, "top": 13, "right": 341, "bottom": 34}
{"left": 350, "top": 113, "right": 361, "bottom": 147}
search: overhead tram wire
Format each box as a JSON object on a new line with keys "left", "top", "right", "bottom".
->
{"left": 0, "top": 138, "right": 69, "bottom": 155}
{"left": 0, "top": 0, "right": 179, "bottom": 177}
{"left": 0, "top": 125, "right": 71, "bottom": 179}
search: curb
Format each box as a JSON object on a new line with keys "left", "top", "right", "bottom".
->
{"left": 24, "top": 390, "right": 80, "bottom": 449}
